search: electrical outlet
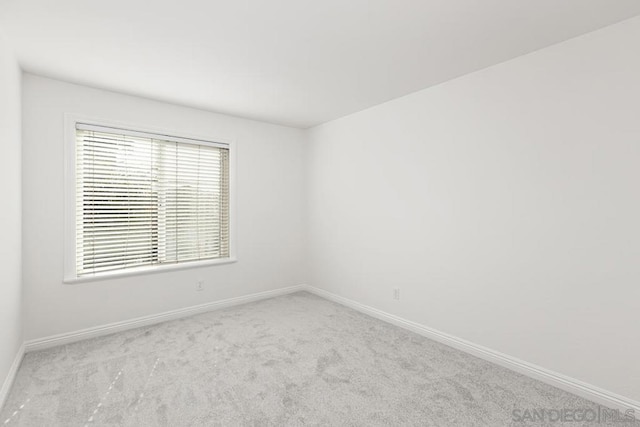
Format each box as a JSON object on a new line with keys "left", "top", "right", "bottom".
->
{"left": 393, "top": 288, "right": 400, "bottom": 300}
{"left": 196, "top": 280, "right": 204, "bottom": 291}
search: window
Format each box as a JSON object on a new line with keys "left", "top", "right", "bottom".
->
{"left": 65, "top": 120, "right": 234, "bottom": 281}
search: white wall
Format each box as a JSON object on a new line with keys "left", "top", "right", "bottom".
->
{"left": 0, "top": 34, "right": 23, "bottom": 388}
{"left": 308, "top": 16, "right": 640, "bottom": 402}
{"left": 22, "top": 75, "right": 307, "bottom": 340}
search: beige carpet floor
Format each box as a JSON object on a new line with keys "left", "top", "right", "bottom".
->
{"left": 1, "top": 291, "right": 636, "bottom": 426}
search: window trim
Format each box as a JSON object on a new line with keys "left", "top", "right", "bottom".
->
{"left": 63, "top": 114, "right": 237, "bottom": 284}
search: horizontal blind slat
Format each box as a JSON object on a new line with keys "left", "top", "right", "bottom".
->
{"left": 76, "top": 127, "right": 230, "bottom": 277}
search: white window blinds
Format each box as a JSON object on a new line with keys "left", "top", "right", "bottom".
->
{"left": 75, "top": 124, "right": 230, "bottom": 277}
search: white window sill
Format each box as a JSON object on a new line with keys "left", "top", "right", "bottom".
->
{"left": 63, "top": 257, "right": 237, "bottom": 284}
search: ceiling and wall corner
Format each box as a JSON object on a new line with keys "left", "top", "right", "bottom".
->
{"left": 1, "top": 0, "right": 640, "bottom": 128}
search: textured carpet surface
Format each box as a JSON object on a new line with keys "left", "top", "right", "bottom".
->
{"left": 1, "top": 291, "right": 637, "bottom": 426}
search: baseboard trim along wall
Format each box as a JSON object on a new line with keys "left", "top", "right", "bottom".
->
{"left": 303, "top": 285, "right": 640, "bottom": 414}
{"left": 17, "top": 283, "right": 638, "bottom": 414}
{"left": 0, "top": 343, "right": 25, "bottom": 412}
{"left": 24, "top": 284, "right": 306, "bottom": 352}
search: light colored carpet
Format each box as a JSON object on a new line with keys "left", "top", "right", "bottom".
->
{"left": 1, "top": 291, "right": 636, "bottom": 426}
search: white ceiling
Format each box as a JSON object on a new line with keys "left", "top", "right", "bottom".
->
{"left": 1, "top": 1, "right": 640, "bottom": 128}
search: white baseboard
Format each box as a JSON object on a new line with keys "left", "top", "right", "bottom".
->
{"left": 24, "top": 284, "right": 306, "bottom": 352}
{"left": 304, "top": 285, "right": 640, "bottom": 414}
{"left": 0, "top": 343, "right": 25, "bottom": 411}
{"left": 18, "top": 283, "right": 640, "bottom": 415}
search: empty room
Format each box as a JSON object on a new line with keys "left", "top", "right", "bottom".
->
{"left": 1, "top": 0, "right": 639, "bottom": 425}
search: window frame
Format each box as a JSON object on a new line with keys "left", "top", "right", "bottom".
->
{"left": 63, "top": 114, "right": 237, "bottom": 284}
